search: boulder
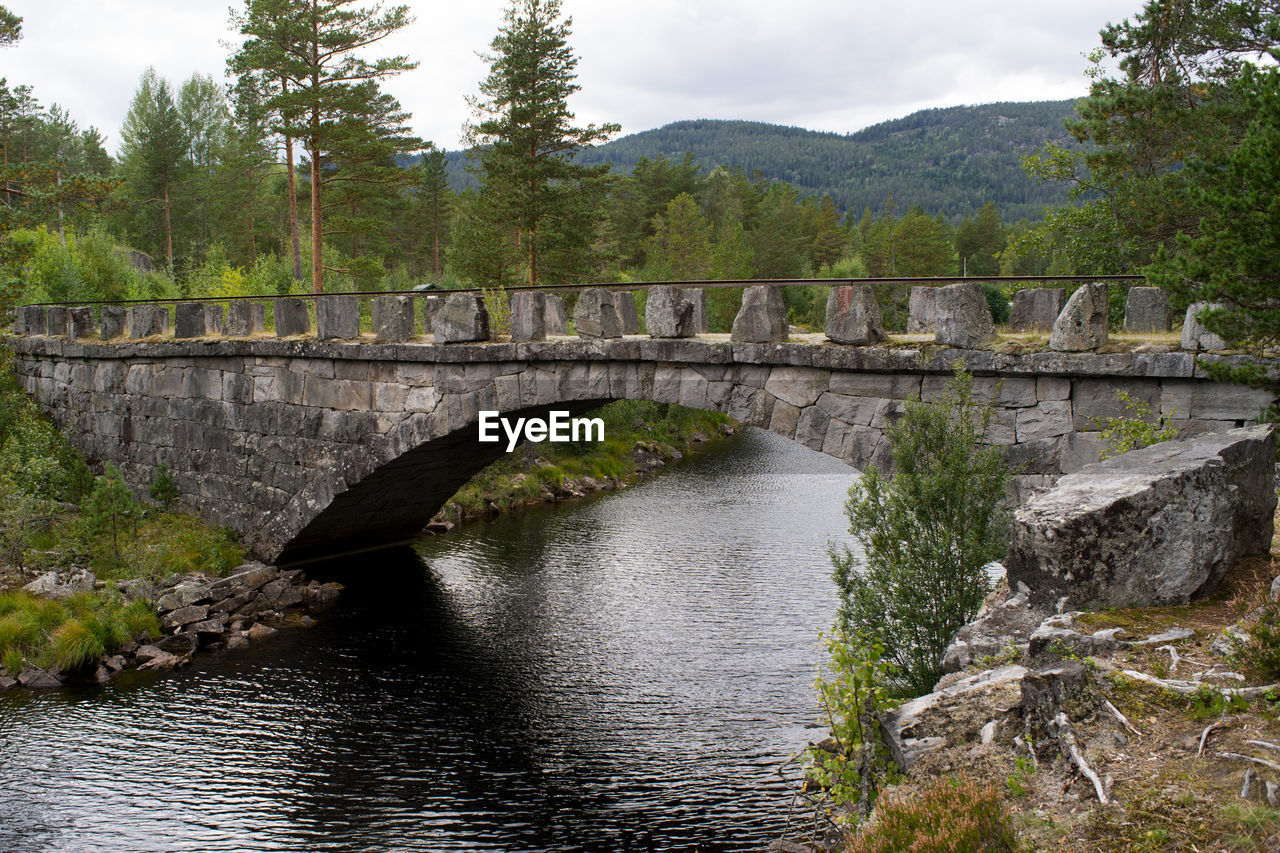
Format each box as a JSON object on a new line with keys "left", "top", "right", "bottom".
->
{"left": 433, "top": 293, "right": 489, "bottom": 343}
{"left": 613, "top": 291, "right": 641, "bottom": 335}
{"left": 274, "top": 297, "right": 310, "bottom": 337}
{"left": 645, "top": 286, "right": 697, "bottom": 338}
{"left": 0, "top": 674, "right": 16, "bottom": 691}
{"left": 730, "top": 285, "right": 788, "bottom": 343}
{"left": 133, "top": 645, "right": 168, "bottom": 663}
{"left": 99, "top": 305, "right": 126, "bottom": 340}
{"left": 1049, "top": 283, "right": 1108, "bottom": 351}
{"left": 303, "top": 580, "right": 343, "bottom": 613}
{"left": 825, "top": 285, "right": 887, "bottom": 345}
{"left": 934, "top": 282, "right": 995, "bottom": 348}
{"left": 160, "top": 604, "right": 209, "bottom": 633}
{"left": 18, "top": 667, "right": 62, "bottom": 689}
{"left": 46, "top": 306, "right": 68, "bottom": 336}
{"left": 67, "top": 307, "right": 96, "bottom": 340}
{"left": 1181, "top": 302, "right": 1228, "bottom": 351}
{"left": 225, "top": 301, "right": 266, "bottom": 336}
{"left": 941, "top": 580, "right": 1048, "bottom": 673}
{"left": 156, "top": 582, "right": 211, "bottom": 612}
{"left": 544, "top": 294, "right": 567, "bottom": 335}
{"left": 316, "top": 294, "right": 359, "bottom": 340}
{"left": 372, "top": 295, "right": 415, "bottom": 342}
{"left": 154, "top": 632, "right": 199, "bottom": 656}
{"left": 906, "top": 286, "right": 937, "bottom": 333}
{"left": 1123, "top": 287, "right": 1172, "bottom": 333}
{"left": 1008, "top": 288, "right": 1063, "bottom": 332}
{"left": 127, "top": 305, "right": 169, "bottom": 339}
{"left": 509, "top": 290, "right": 546, "bottom": 342}
{"left": 573, "top": 288, "right": 622, "bottom": 339}
{"left": 1006, "top": 424, "right": 1277, "bottom": 611}
{"left": 173, "top": 302, "right": 207, "bottom": 338}
{"left": 23, "top": 569, "right": 96, "bottom": 600}
{"left": 211, "top": 563, "right": 278, "bottom": 595}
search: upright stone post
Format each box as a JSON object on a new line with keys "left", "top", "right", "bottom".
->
{"left": 573, "top": 288, "right": 622, "bottom": 339}
{"left": 645, "top": 286, "right": 697, "bottom": 338}
{"left": 730, "top": 285, "right": 788, "bottom": 343}
{"left": 510, "top": 290, "right": 546, "bottom": 342}
{"left": 274, "top": 297, "right": 310, "bottom": 337}
{"left": 45, "top": 306, "right": 69, "bottom": 337}
{"left": 99, "top": 306, "right": 125, "bottom": 340}
{"left": 1181, "top": 302, "right": 1227, "bottom": 351}
{"left": 20, "top": 305, "right": 47, "bottom": 336}
{"left": 204, "top": 303, "right": 225, "bottom": 336}
{"left": 1123, "top": 287, "right": 1172, "bottom": 333}
{"left": 1008, "top": 288, "right": 1064, "bottom": 332}
{"left": 687, "top": 287, "right": 708, "bottom": 332}
{"left": 316, "top": 294, "right": 359, "bottom": 340}
{"left": 67, "top": 307, "right": 95, "bottom": 340}
{"left": 433, "top": 293, "right": 490, "bottom": 343}
{"left": 907, "top": 286, "right": 938, "bottom": 333}
{"left": 372, "top": 295, "right": 415, "bottom": 342}
{"left": 825, "top": 285, "right": 886, "bottom": 345}
{"left": 935, "top": 282, "right": 995, "bottom": 348}
{"left": 613, "top": 290, "right": 641, "bottom": 335}
{"left": 225, "top": 301, "right": 266, "bottom": 336}
{"left": 420, "top": 295, "right": 441, "bottom": 334}
{"left": 127, "top": 305, "right": 169, "bottom": 338}
{"left": 174, "top": 302, "right": 207, "bottom": 338}
{"left": 544, "top": 294, "right": 567, "bottom": 335}
{"left": 1049, "top": 283, "right": 1109, "bottom": 352}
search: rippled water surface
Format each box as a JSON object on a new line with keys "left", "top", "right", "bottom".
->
{"left": 0, "top": 429, "right": 857, "bottom": 852}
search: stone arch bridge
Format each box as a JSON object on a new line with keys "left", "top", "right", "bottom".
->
{"left": 10, "top": 333, "right": 1271, "bottom": 565}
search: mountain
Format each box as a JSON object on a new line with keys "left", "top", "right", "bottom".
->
{"left": 437, "top": 99, "right": 1081, "bottom": 223}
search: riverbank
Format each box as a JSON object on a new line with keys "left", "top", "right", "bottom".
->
{"left": 428, "top": 399, "right": 738, "bottom": 528}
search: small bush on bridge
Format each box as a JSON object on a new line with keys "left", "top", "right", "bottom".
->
{"left": 831, "top": 364, "right": 1012, "bottom": 697}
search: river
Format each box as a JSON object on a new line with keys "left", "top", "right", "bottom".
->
{"left": 0, "top": 429, "right": 858, "bottom": 852}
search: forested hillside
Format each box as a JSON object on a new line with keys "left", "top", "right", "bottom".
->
{"left": 438, "top": 100, "right": 1080, "bottom": 222}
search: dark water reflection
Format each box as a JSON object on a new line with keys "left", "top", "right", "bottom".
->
{"left": 0, "top": 429, "right": 857, "bottom": 852}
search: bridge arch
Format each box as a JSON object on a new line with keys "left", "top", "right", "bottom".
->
{"left": 11, "top": 336, "right": 1270, "bottom": 565}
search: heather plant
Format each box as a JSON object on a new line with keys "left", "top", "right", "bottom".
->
{"left": 846, "top": 776, "right": 1019, "bottom": 853}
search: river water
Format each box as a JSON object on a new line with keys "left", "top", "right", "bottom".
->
{"left": 0, "top": 429, "right": 858, "bottom": 853}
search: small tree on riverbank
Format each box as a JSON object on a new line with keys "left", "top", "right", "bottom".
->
{"left": 830, "top": 365, "right": 1012, "bottom": 696}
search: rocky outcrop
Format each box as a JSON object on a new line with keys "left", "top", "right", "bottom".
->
{"left": 1008, "top": 289, "right": 1063, "bottom": 332}
{"left": 941, "top": 579, "right": 1048, "bottom": 673}
{"left": 1049, "top": 283, "right": 1108, "bottom": 351}
{"left": 1006, "top": 424, "right": 1277, "bottom": 611}
{"left": 934, "top": 282, "right": 995, "bottom": 348}
{"left": 825, "top": 286, "right": 886, "bottom": 345}
{"left": 731, "top": 285, "right": 788, "bottom": 343}
{"left": 23, "top": 568, "right": 96, "bottom": 600}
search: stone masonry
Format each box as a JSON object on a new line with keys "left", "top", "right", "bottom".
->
{"left": 10, "top": 335, "right": 1273, "bottom": 567}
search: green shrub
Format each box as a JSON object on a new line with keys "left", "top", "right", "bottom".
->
{"left": 847, "top": 777, "right": 1019, "bottom": 852}
{"left": 983, "top": 283, "right": 1011, "bottom": 325}
{"left": 149, "top": 464, "right": 179, "bottom": 511}
{"left": 1231, "top": 599, "right": 1280, "bottom": 681}
{"left": 831, "top": 364, "right": 1012, "bottom": 696}
{"left": 1096, "top": 390, "right": 1178, "bottom": 459}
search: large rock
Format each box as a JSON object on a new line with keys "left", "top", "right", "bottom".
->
{"left": 18, "top": 667, "right": 62, "bottom": 689}
{"left": 46, "top": 306, "right": 68, "bottom": 336}
{"left": 203, "top": 303, "right": 225, "bottom": 336}
{"left": 645, "top": 286, "right": 697, "bottom": 338}
{"left": 613, "top": 291, "right": 641, "bottom": 335}
{"left": 825, "top": 285, "right": 886, "bottom": 345}
{"left": 509, "top": 290, "right": 546, "bottom": 342}
{"left": 941, "top": 579, "right": 1048, "bottom": 674}
{"left": 316, "top": 294, "right": 359, "bottom": 340}
{"left": 1124, "top": 287, "right": 1172, "bottom": 333}
{"left": 687, "top": 287, "right": 708, "bottom": 332}
{"left": 1006, "top": 424, "right": 1277, "bottom": 611}
{"left": 1181, "top": 302, "right": 1227, "bottom": 351}
{"left": 274, "top": 297, "right": 310, "bottom": 337}
{"left": 372, "top": 295, "right": 415, "bottom": 342}
{"left": 23, "top": 569, "right": 96, "bottom": 600}
{"left": 19, "top": 305, "right": 46, "bottom": 336}
{"left": 544, "top": 294, "right": 567, "bottom": 335}
{"left": 934, "top": 282, "right": 994, "bottom": 348}
{"left": 225, "top": 301, "right": 266, "bottom": 336}
{"left": 730, "top": 285, "right": 788, "bottom": 343}
{"left": 573, "top": 288, "right": 622, "bottom": 339}
{"left": 1049, "top": 283, "right": 1108, "bottom": 351}
{"left": 433, "top": 293, "right": 490, "bottom": 343}
{"left": 906, "top": 286, "right": 937, "bottom": 333}
{"left": 1008, "top": 288, "right": 1063, "bottom": 332}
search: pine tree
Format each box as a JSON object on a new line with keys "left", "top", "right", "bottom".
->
{"left": 119, "top": 68, "right": 189, "bottom": 271}
{"left": 464, "top": 0, "right": 619, "bottom": 286}
{"left": 410, "top": 145, "right": 451, "bottom": 282}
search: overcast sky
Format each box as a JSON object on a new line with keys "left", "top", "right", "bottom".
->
{"left": 3, "top": 1, "right": 1144, "bottom": 156}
